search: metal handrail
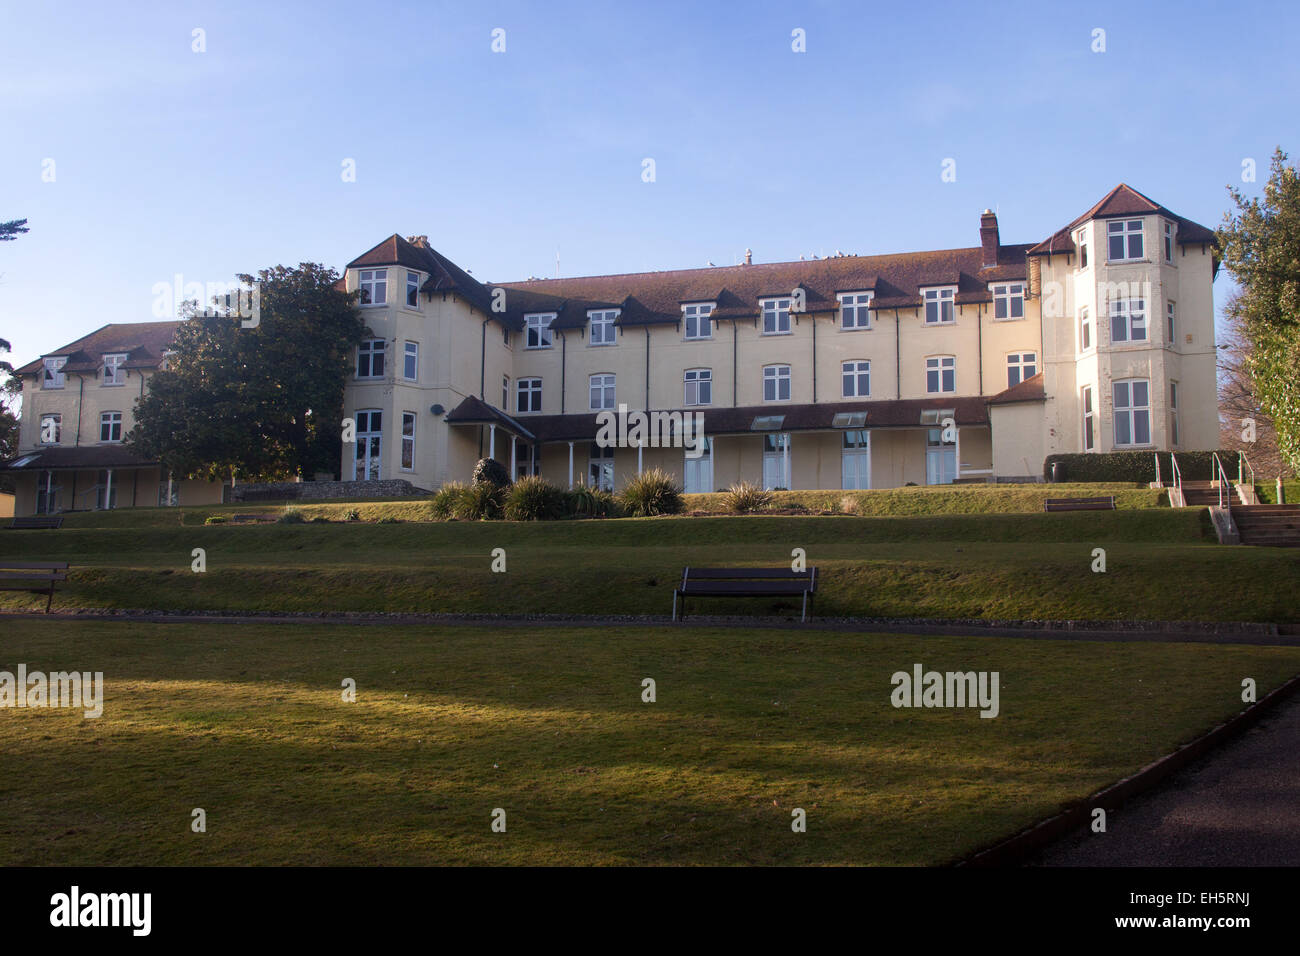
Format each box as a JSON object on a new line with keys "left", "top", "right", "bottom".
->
{"left": 1211, "top": 452, "right": 1230, "bottom": 509}
{"left": 1239, "top": 450, "right": 1256, "bottom": 504}
{"left": 1169, "top": 452, "right": 1183, "bottom": 507}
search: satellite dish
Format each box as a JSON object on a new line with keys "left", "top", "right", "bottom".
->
{"left": 430, "top": 404, "right": 445, "bottom": 415}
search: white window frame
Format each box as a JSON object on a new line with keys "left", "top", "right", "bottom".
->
{"left": 842, "top": 360, "right": 870, "bottom": 398}
{"left": 102, "top": 352, "right": 128, "bottom": 386}
{"left": 1112, "top": 378, "right": 1152, "bottom": 447}
{"left": 1164, "top": 220, "right": 1175, "bottom": 263}
{"left": 990, "top": 283, "right": 1024, "bottom": 321}
{"left": 1006, "top": 352, "right": 1037, "bottom": 388}
{"left": 923, "top": 287, "right": 956, "bottom": 325}
{"left": 589, "top": 373, "right": 616, "bottom": 411}
{"left": 1080, "top": 307, "right": 1093, "bottom": 352}
{"left": 1082, "top": 385, "right": 1096, "bottom": 452}
{"left": 525, "top": 313, "right": 555, "bottom": 349}
{"left": 1107, "top": 219, "right": 1144, "bottom": 262}
{"left": 359, "top": 268, "right": 387, "bottom": 306}
{"left": 99, "top": 410, "right": 123, "bottom": 444}
{"left": 353, "top": 409, "right": 382, "bottom": 481}
{"left": 403, "top": 341, "right": 419, "bottom": 382}
{"left": 1166, "top": 301, "right": 1176, "bottom": 345}
{"left": 588, "top": 310, "right": 618, "bottom": 346}
{"left": 763, "top": 364, "right": 791, "bottom": 402}
{"left": 761, "top": 298, "right": 792, "bottom": 335}
{"left": 588, "top": 442, "right": 614, "bottom": 492}
{"left": 502, "top": 375, "right": 510, "bottom": 410}
{"left": 357, "top": 338, "right": 386, "bottom": 378}
{"left": 1078, "top": 230, "right": 1089, "bottom": 269}
{"left": 682, "top": 302, "right": 714, "bottom": 340}
{"left": 926, "top": 356, "right": 956, "bottom": 394}
{"left": 517, "top": 377, "right": 542, "bottom": 413}
{"left": 838, "top": 292, "right": 873, "bottom": 330}
{"left": 406, "top": 271, "right": 421, "bottom": 308}
{"left": 400, "top": 411, "right": 417, "bottom": 471}
{"left": 42, "top": 357, "right": 67, "bottom": 390}
{"left": 684, "top": 368, "right": 712, "bottom": 406}
{"left": 1110, "top": 298, "right": 1147, "bottom": 343}
{"left": 39, "top": 413, "right": 61, "bottom": 445}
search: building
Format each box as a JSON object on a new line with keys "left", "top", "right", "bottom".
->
{"left": 337, "top": 184, "right": 1220, "bottom": 492}
{"left": 2, "top": 321, "right": 224, "bottom": 515}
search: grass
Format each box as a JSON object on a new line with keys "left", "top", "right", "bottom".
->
{"left": 2, "top": 619, "right": 1296, "bottom": 865}
{"left": 4, "top": 508, "right": 1298, "bottom": 622}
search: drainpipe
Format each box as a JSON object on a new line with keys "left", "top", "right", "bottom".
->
{"left": 644, "top": 327, "right": 651, "bottom": 411}
{"left": 894, "top": 310, "right": 901, "bottom": 399}
{"left": 560, "top": 332, "right": 567, "bottom": 414}
{"left": 74, "top": 374, "right": 85, "bottom": 445}
{"left": 479, "top": 317, "right": 489, "bottom": 400}
{"left": 811, "top": 313, "right": 817, "bottom": 403}
{"left": 976, "top": 304, "right": 984, "bottom": 396}
{"left": 732, "top": 321, "right": 738, "bottom": 406}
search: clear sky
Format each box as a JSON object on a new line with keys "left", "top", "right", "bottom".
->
{"left": 1, "top": 0, "right": 1296, "bottom": 373}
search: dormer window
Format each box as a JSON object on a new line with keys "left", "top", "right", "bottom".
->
{"left": 923, "top": 288, "right": 956, "bottom": 325}
{"left": 1163, "top": 220, "right": 1175, "bottom": 263}
{"left": 1107, "top": 220, "right": 1144, "bottom": 262}
{"left": 990, "top": 283, "right": 1024, "bottom": 321}
{"left": 838, "top": 292, "right": 873, "bottom": 330}
{"left": 102, "top": 353, "right": 127, "bottom": 386}
{"left": 42, "top": 357, "right": 67, "bottom": 389}
{"left": 526, "top": 313, "right": 555, "bottom": 349}
{"left": 406, "top": 271, "right": 420, "bottom": 308}
{"left": 682, "top": 302, "right": 713, "bottom": 340}
{"left": 761, "top": 298, "right": 792, "bottom": 335}
{"left": 359, "top": 269, "right": 387, "bottom": 305}
{"left": 589, "top": 310, "right": 618, "bottom": 346}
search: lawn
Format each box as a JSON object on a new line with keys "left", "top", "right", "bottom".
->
{"left": 2, "top": 619, "right": 1296, "bottom": 866}
{"left": 3, "top": 507, "right": 1299, "bottom": 622}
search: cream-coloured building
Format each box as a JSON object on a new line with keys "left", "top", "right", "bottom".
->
{"left": 339, "top": 184, "right": 1220, "bottom": 493}
{"left": 2, "top": 321, "right": 224, "bottom": 515}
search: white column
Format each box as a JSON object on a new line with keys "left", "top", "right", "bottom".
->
{"left": 568, "top": 442, "right": 574, "bottom": 488}
{"left": 954, "top": 426, "right": 962, "bottom": 481}
{"left": 637, "top": 441, "right": 643, "bottom": 475}
{"left": 46, "top": 471, "right": 54, "bottom": 513}
{"left": 105, "top": 468, "right": 114, "bottom": 510}
{"left": 488, "top": 424, "right": 496, "bottom": 460}
{"left": 782, "top": 434, "right": 790, "bottom": 489}
{"left": 509, "top": 436, "right": 517, "bottom": 479}
{"left": 167, "top": 473, "right": 174, "bottom": 507}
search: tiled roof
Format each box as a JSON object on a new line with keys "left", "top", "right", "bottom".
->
{"left": 1026, "top": 184, "right": 1217, "bottom": 257}
{"left": 0, "top": 446, "right": 158, "bottom": 471}
{"left": 348, "top": 234, "right": 513, "bottom": 326}
{"left": 13, "top": 321, "right": 180, "bottom": 376}
{"left": 986, "top": 372, "right": 1045, "bottom": 406}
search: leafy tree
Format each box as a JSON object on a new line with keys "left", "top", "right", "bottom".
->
{"left": 0, "top": 219, "right": 29, "bottom": 242}
{"left": 129, "top": 263, "right": 364, "bottom": 481}
{"left": 1219, "top": 148, "right": 1300, "bottom": 474}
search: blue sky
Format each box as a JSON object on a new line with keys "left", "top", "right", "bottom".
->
{"left": 1, "top": 0, "right": 1296, "bottom": 372}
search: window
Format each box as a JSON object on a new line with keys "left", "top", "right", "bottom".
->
{"left": 526, "top": 313, "right": 554, "bottom": 349}
{"left": 517, "top": 378, "right": 542, "bottom": 413}
{"left": 1170, "top": 381, "right": 1180, "bottom": 446}
{"left": 401, "top": 412, "right": 416, "bottom": 470}
{"left": 763, "top": 365, "right": 791, "bottom": 402}
{"left": 1107, "top": 219, "right": 1144, "bottom": 262}
{"left": 502, "top": 376, "right": 510, "bottom": 409}
{"left": 589, "top": 443, "right": 614, "bottom": 492}
{"left": 842, "top": 360, "right": 870, "bottom": 397}
{"left": 100, "top": 411, "right": 123, "bottom": 443}
{"left": 39, "top": 413, "right": 61, "bottom": 445}
{"left": 1113, "top": 379, "right": 1151, "bottom": 446}
{"left": 991, "top": 283, "right": 1024, "bottom": 321}
{"left": 923, "top": 288, "right": 956, "bottom": 324}
{"left": 589, "top": 373, "right": 615, "bottom": 411}
{"left": 1082, "top": 386, "right": 1095, "bottom": 452}
{"left": 357, "top": 339, "right": 386, "bottom": 378}
{"left": 102, "top": 353, "right": 127, "bottom": 386}
{"left": 684, "top": 368, "right": 712, "bottom": 406}
{"left": 1080, "top": 308, "right": 1092, "bottom": 351}
{"left": 1006, "top": 352, "right": 1037, "bottom": 388}
{"left": 1166, "top": 302, "right": 1176, "bottom": 345}
{"left": 839, "top": 292, "right": 873, "bottom": 330}
{"left": 1078, "top": 231, "right": 1089, "bottom": 269}
{"left": 926, "top": 356, "right": 955, "bottom": 394}
{"left": 589, "top": 310, "right": 617, "bottom": 346}
{"left": 95, "top": 471, "right": 117, "bottom": 510}
{"left": 762, "top": 298, "right": 791, "bottom": 335}
{"left": 503, "top": 325, "right": 511, "bottom": 347}
{"left": 42, "top": 357, "right": 66, "bottom": 389}
{"left": 1164, "top": 221, "right": 1175, "bottom": 263}
{"left": 403, "top": 341, "right": 419, "bottom": 381}
{"left": 683, "top": 303, "right": 713, "bottom": 340}
{"left": 359, "top": 269, "right": 387, "bottom": 305}
{"left": 1110, "top": 299, "right": 1147, "bottom": 343}
{"left": 354, "top": 410, "right": 382, "bottom": 480}
{"left": 406, "top": 271, "right": 420, "bottom": 308}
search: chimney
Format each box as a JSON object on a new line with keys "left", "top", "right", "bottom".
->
{"left": 979, "top": 210, "right": 999, "bottom": 268}
{"left": 407, "top": 235, "right": 430, "bottom": 249}
{"left": 744, "top": 248, "right": 752, "bottom": 265}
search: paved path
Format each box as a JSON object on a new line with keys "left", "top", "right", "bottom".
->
{"left": 1033, "top": 692, "right": 1300, "bottom": 866}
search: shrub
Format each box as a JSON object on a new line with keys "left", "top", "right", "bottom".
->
{"left": 503, "top": 475, "right": 568, "bottom": 521}
{"left": 723, "top": 481, "right": 772, "bottom": 514}
{"left": 1044, "top": 450, "right": 1238, "bottom": 483}
{"left": 204, "top": 515, "right": 227, "bottom": 525}
{"left": 344, "top": 508, "right": 361, "bottom": 522}
{"left": 430, "top": 481, "right": 469, "bottom": 519}
{"left": 569, "top": 482, "right": 621, "bottom": 518}
{"left": 619, "top": 468, "right": 685, "bottom": 517}
{"left": 310, "top": 516, "right": 331, "bottom": 523}
{"left": 376, "top": 516, "right": 402, "bottom": 524}
{"left": 472, "top": 458, "right": 511, "bottom": 489}
{"left": 277, "top": 508, "right": 305, "bottom": 524}
{"left": 453, "top": 481, "right": 504, "bottom": 520}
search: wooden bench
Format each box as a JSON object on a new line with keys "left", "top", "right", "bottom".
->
{"left": 1044, "top": 496, "right": 1116, "bottom": 512}
{"left": 673, "top": 567, "right": 819, "bottom": 623}
{"left": 8, "top": 515, "right": 64, "bottom": 530}
{"left": 0, "top": 561, "right": 69, "bottom": 613}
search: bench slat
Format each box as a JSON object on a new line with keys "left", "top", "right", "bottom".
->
{"left": 681, "top": 582, "right": 812, "bottom": 596}
{"left": 684, "top": 567, "right": 815, "bottom": 580}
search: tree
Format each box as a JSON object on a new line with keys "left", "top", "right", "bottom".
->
{"left": 0, "top": 219, "right": 29, "bottom": 242}
{"left": 1218, "top": 148, "right": 1300, "bottom": 475}
{"left": 0, "top": 338, "right": 18, "bottom": 491}
{"left": 129, "top": 263, "right": 364, "bottom": 481}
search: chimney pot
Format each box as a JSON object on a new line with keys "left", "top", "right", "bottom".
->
{"left": 744, "top": 248, "right": 752, "bottom": 265}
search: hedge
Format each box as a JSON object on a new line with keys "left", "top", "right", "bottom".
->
{"left": 1043, "top": 450, "right": 1240, "bottom": 483}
